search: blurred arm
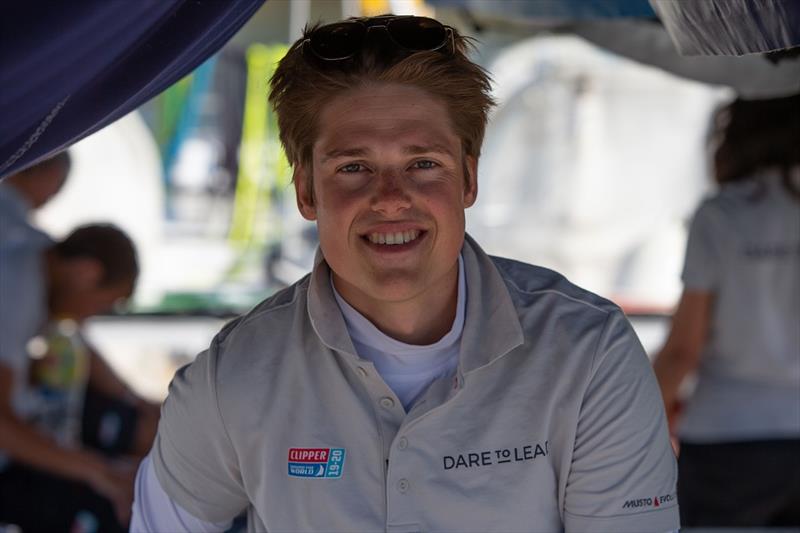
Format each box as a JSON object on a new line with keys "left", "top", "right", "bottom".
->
{"left": 0, "top": 362, "right": 133, "bottom": 521}
{"left": 85, "top": 337, "right": 138, "bottom": 403}
{"left": 84, "top": 336, "right": 160, "bottom": 456}
{"left": 652, "top": 289, "right": 714, "bottom": 418}
{"left": 0, "top": 362, "right": 102, "bottom": 479}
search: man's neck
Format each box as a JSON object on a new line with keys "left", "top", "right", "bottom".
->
{"left": 332, "top": 263, "right": 460, "bottom": 345}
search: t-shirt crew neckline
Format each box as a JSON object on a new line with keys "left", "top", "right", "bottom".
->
{"left": 331, "top": 255, "right": 465, "bottom": 407}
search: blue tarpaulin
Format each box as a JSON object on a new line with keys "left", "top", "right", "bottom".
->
{"left": 0, "top": 0, "right": 265, "bottom": 178}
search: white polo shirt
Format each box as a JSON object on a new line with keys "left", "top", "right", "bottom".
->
{"left": 679, "top": 171, "right": 800, "bottom": 442}
{"left": 151, "top": 235, "right": 678, "bottom": 532}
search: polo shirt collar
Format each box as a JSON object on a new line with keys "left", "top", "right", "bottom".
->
{"left": 307, "top": 251, "right": 358, "bottom": 358}
{"left": 459, "top": 233, "right": 525, "bottom": 374}
{"left": 306, "top": 233, "right": 525, "bottom": 372}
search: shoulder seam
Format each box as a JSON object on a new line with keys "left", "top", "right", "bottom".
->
{"left": 502, "top": 275, "right": 615, "bottom": 315}
{"left": 589, "top": 309, "right": 617, "bottom": 378}
{"left": 208, "top": 279, "right": 307, "bottom": 465}
{"left": 208, "top": 336, "right": 241, "bottom": 476}
{"left": 491, "top": 256, "right": 616, "bottom": 315}
{"left": 233, "top": 278, "right": 308, "bottom": 332}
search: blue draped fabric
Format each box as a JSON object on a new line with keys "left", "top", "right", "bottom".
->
{"left": 0, "top": 0, "right": 264, "bottom": 178}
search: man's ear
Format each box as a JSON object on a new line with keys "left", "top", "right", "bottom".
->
{"left": 293, "top": 164, "right": 317, "bottom": 221}
{"left": 65, "top": 257, "right": 104, "bottom": 289}
{"left": 463, "top": 155, "right": 478, "bottom": 208}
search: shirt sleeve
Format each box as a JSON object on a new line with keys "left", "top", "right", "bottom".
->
{"left": 150, "top": 330, "right": 249, "bottom": 523}
{"left": 563, "top": 311, "right": 680, "bottom": 533}
{"left": 0, "top": 249, "right": 38, "bottom": 366}
{"left": 0, "top": 261, "right": 19, "bottom": 365}
{"left": 681, "top": 200, "right": 724, "bottom": 291}
{"left": 131, "top": 453, "right": 232, "bottom": 532}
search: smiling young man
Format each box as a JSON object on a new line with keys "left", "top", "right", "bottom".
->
{"left": 133, "top": 15, "right": 679, "bottom": 532}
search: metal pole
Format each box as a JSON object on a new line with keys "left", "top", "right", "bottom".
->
{"left": 289, "top": 0, "right": 311, "bottom": 42}
{"left": 341, "top": 0, "right": 361, "bottom": 19}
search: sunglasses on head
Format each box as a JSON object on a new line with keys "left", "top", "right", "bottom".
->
{"left": 304, "top": 15, "right": 455, "bottom": 62}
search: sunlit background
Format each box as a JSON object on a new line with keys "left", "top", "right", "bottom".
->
{"left": 27, "top": 0, "right": 775, "bottom": 401}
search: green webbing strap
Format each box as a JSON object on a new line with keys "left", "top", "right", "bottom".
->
{"left": 229, "top": 43, "right": 290, "bottom": 247}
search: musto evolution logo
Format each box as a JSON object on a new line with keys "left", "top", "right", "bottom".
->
{"left": 288, "top": 448, "right": 346, "bottom": 478}
{"left": 622, "top": 493, "right": 675, "bottom": 509}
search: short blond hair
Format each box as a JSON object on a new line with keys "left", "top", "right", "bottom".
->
{"left": 269, "top": 16, "right": 494, "bottom": 183}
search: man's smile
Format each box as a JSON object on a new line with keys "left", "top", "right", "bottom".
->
{"left": 361, "top": 229, "right": 428, "bottom": 252}
{"left": 367, "top": 229, "right": 421, "bottom": 245}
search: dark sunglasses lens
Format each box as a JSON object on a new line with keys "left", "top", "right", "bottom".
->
{"left": 311, "top": 22, "right": 366, "bottom": 59}
{"left": 387, "top": 17, "right": 447, "bottom": 50}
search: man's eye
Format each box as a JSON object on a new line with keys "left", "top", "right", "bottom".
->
{"left": 412, "top": 160, "right": 437, "bottom": 170}
{"left": 340, "top": 163, "right": 364, "bottom": 173}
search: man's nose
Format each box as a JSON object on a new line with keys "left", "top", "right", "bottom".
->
{"left": 370, "top": 171, "right": 411, "bottom": 215}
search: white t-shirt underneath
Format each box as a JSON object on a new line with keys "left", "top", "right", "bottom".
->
{"left": 331, "top": 254, "right": 464, "bottom": 410}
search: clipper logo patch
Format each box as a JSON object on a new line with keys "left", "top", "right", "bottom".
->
{"left": 288, "top": 448, "right": 346, "bottom": 478}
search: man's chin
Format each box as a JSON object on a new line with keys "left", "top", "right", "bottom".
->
{"left": 337, "top": 272, "right": 425, "bottom": 307}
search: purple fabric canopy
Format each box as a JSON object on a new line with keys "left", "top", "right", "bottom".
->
{"left": 0, "top": 0, "right": 264, "bottom": 178}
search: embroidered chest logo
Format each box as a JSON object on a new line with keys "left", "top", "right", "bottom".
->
{"left": 288, "top": 448, "right": 346, "bottom": 478}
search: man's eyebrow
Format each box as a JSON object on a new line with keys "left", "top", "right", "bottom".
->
{"left": 403, "top": 144, "right": 455, "bottom": 157}
{"left": 321, "top": 148, "right": 369, "bottom": 164}
{"left": 320, "top": 144, "right": 456, "bottom": 163}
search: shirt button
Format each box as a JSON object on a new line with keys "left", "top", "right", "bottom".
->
{"left": 357, "top": 366, "right": 368, "bottom": 378}
{"left": 397, "top": 478, "right": 409, "bottom": 493}
{"left": 397, "top": 437, "right": 408, "bottom": 450}
{"left": 379, "top": 397, "right": 395, "bottom": 409}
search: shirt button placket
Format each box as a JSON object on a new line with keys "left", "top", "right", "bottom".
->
{"left": 380, "top": 396, "right": 395, "bottom": 409}
{"left": 396, "top": 478, "right": 409, "bottom": 493}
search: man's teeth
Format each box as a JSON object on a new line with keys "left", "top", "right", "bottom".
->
{"left": 368, "top": 230, "right": 420, "bottom": 245}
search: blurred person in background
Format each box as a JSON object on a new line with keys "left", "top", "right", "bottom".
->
{"left": 654, "top": 93, "right": 800, "bottom": 527}
{"left": 133, "top": 14, "right": 678, "bottom": 532}
{"left": 45, "top": 225, "right": 160, "bottom": 460}
{"left": 0, "top": 223, "right": 157, "bottom": 532}
{"left": 0, "top": 153, "right": 72, "bottom": 317}
{"left": 0, "top": 151, "right": 71, "bottom": 219}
